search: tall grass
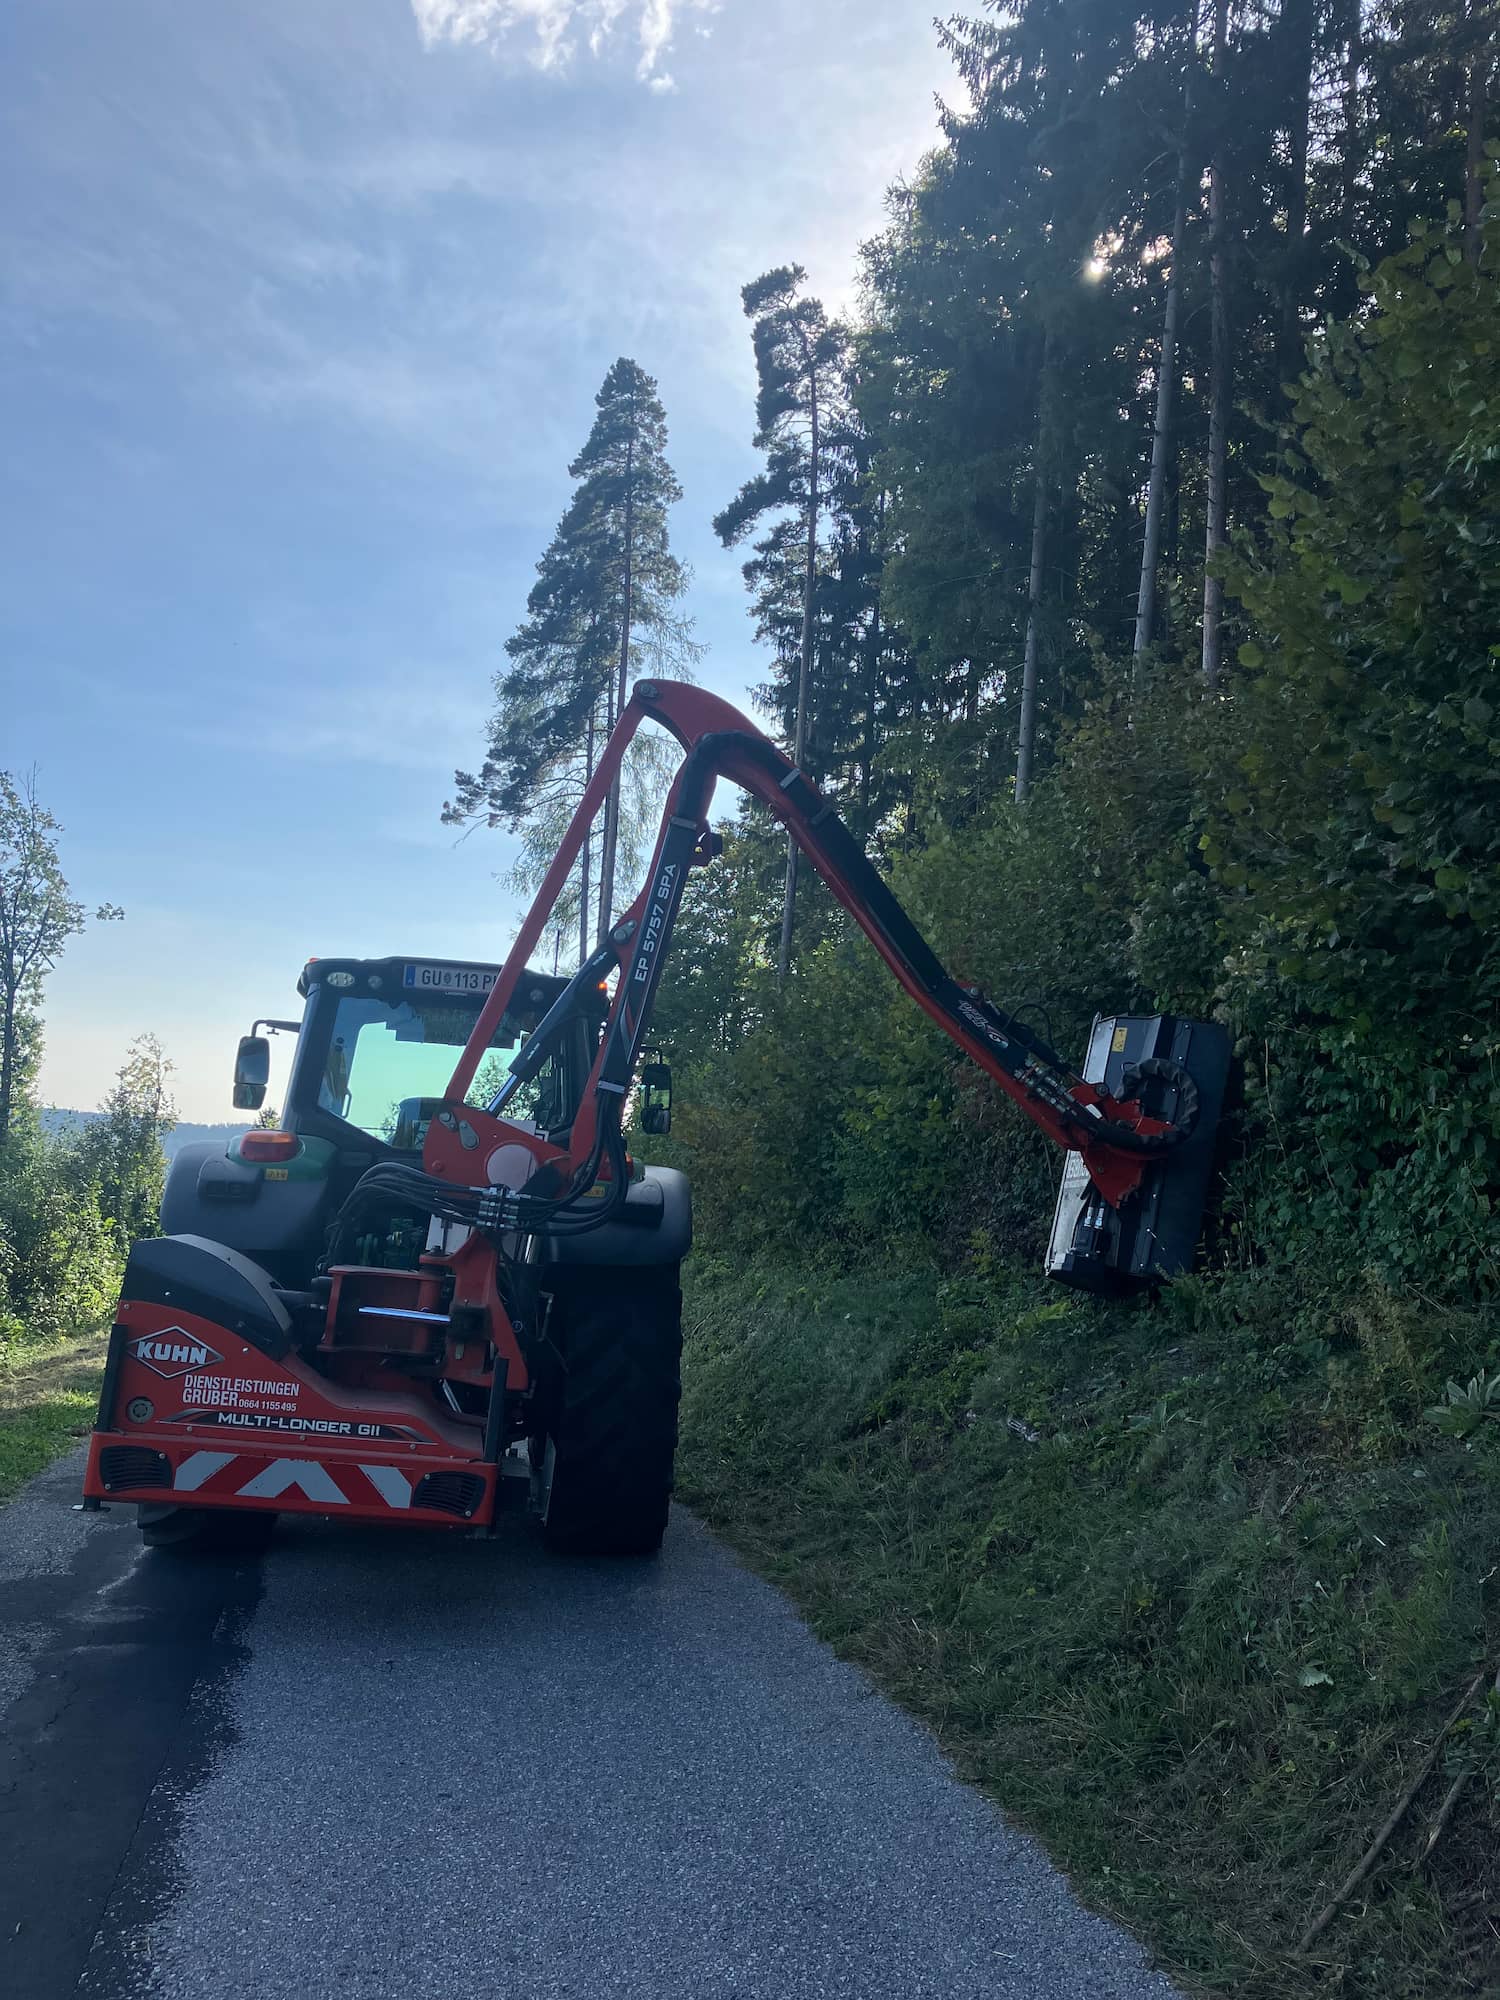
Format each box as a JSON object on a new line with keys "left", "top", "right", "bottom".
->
{"left": 679, "top": 1254, "right": 1500, "bottom": 1997}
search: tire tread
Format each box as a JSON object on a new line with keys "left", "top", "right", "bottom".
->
{"left": 543, "top": 1266, "right": 682, "bottom": 1557}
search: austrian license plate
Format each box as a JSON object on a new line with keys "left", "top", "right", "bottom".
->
{"left": 402, "top": 963, "right": 498, "bottom": 996}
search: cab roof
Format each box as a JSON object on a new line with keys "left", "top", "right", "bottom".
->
{"left": 296, "top": 955, "right": 571, "bottom": 1009}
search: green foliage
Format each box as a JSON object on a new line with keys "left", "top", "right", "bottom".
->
{"left": 669, "top": 194, "right": 1500, "bottom": 1305}
{"left": 0, "top": 1037, "right": 173, "bottom": 1356}
{"left": 1426, "top": 1371, "right": 1500, "bottom": 1441}
{"left": 0, "top": 769, "right": 122, "bottom": 1147}
{"left": 1215, "top": 188, "right": 1500, "bottom": 1283}
{"left": 68, "top": 1032, "right": 176, "bottom": 1246}
{"left": 0, "top": 777, "right": 155, "bottom": 1361}
{"left": 664, "top": 661, "right": 1236, "bottom": 1266}
{"left": 0, "top": 1112, "right": 119, "bottom": 1349}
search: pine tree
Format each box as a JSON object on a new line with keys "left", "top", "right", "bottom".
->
{"left": 571, "top": 359, "right": 692, "bottom": 934}
{"left": 447, "top": 360, "right": 695, "bottom": 960}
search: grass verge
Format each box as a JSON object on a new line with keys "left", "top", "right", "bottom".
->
{"left": 678, "top": 1252, "right": 1500, "bottom": 1999}
{"left": 0, "top": 1329, "right": 108, "bottom": 1505}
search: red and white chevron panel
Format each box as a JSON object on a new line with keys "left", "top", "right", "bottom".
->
{"left": 172, "top": 1450, "right": 417, "bottom": 1510}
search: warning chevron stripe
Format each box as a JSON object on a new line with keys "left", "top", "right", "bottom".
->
{"left": 85, "top": 1428, "right": 497, "bottom": 1525}
{"left": 173, "top": 1451, "right": 412, "bottom": 1510}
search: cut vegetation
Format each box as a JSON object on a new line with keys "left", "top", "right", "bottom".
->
{"left": 679, "top": 1257, "right": 1500, "bottom": 2000}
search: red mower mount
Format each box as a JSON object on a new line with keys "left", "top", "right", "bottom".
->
{"left": 84, "top": 681, "right": 1227, "bottom": 1554}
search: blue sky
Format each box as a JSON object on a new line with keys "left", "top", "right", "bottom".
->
{"left": 3, "top": 0, "right": 950, "bottom": 1120}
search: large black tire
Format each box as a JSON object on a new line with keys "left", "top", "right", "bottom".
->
{"left": 540, "top": 1264, "right": 682, "bottom": 1557}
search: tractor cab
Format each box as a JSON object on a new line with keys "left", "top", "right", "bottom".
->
{"left": 163, "top": 955, "right": 605, "bottom": 1288}
{"left": 263, "top": 954, "right": 596, "bottom": 1147}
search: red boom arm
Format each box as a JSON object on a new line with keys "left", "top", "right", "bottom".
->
{"left": 444, "top": 681, "right": 1175, "bottom": 1211}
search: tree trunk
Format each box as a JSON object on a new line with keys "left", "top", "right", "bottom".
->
{"left": 861, "top": 492, "right": 884, "bottom": 819}
{"left": 1164, "top": 445, "right": 1182, "bottom": 649}
{"left": 578, "top": 702, "right": 595, "bottom": 968}
{"left": 598, "top": 421, "right": 636, "bottom": 944}
{"left": 776, "top": 369, "right": 820, "bottom": 986}
{"left": 1015, "top": 334, "right": 1053, "bottom": 804}
{"left": 1133, "top": 7, "right": 1198, "bottom": 663}
{"left": 1343, "top": 0, "right": 1363, "bottom": 236}
{"left": 597, "top": 672, "right": 617, "bottom": 940}
{"left": 1465, "top": 20, "right": 1490, "bottom": 266}
{"left": 1278, "top": 0, "right": 1313, "bottom": 396}
{"left": 0, "top": 989, "right": 15, "bottom": 1151}
{"left": 1202, "top": 0, "right": 1231, "bottom": 688}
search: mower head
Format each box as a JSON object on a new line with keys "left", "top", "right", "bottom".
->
{"left": 1046, "top": 1014, "right": 1231, "bottom": 1295}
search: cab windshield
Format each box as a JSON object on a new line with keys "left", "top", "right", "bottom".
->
{"left": 316, "top": 994, "right": 568, "bottom": 1146}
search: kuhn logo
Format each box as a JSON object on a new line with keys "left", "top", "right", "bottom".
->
{"left": 131, "top": 1330, "right": 223, "bottom": 1379}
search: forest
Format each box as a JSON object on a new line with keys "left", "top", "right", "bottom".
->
{"left": 452, "top": 2, "right": 1499, "bottom": 1991}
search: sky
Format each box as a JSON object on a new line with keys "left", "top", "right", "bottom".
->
{"left": 2, "top": 0, "right": 952, "bottom": 1121}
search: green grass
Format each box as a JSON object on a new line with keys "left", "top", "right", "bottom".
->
{"left": 0, "top": 1329, "right": 109, "bottom": 1504}
{"left": 678, "top": 1252, "right": 1500, "bottom": 1999}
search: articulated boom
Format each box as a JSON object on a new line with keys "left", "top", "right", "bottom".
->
{"left": 431, "top": 680, "right": 1190, "bottom": 1222}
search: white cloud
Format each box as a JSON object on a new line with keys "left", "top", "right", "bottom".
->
{"left": 637, "top": 0, "right": 671, "bottom": 75}
{"left": 409, "top": 0, "right": 714, "bottom": 82}
{"left": 646, "top": 71, "right": 677, "bottom": 94}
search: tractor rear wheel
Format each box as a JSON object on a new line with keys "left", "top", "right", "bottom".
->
{"left": 540, "top": 1264, "right": 682, "bottom": 1557}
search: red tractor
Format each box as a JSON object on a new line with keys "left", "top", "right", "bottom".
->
{"left": 83, "top": 682, "right": 1228, "bottom": 1554}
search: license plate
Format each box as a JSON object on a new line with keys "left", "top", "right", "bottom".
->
{"left": 402, "top": 963, "right": 498, "bottom": 996}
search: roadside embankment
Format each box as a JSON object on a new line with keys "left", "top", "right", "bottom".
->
{"left": 0, "top": 1330, "right": 108, "bottom": 1505}
{"left": 678, "top": 1253, "right": 1500, "bottom": 1999}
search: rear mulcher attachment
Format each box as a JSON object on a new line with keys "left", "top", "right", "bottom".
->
{"left": 85, "top": 683, "right": 1227, "bottom": 1554}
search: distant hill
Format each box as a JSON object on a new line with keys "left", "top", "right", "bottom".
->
{"left": 39, "top": 1109, "right": 251, "bottom": 1161}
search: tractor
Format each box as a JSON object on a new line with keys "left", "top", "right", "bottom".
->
{"left": 84, "top": 681, "right": 1227, "bottom": 1554}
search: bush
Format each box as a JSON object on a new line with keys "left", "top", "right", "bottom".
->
{"left": 0, "top": 1119, "right": 121, "bottom": 1352}
{"left": 1216, "top": 195, "right": 1500, "bottom": 1285}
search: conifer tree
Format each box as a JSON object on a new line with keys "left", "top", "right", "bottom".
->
{"left": 573, "top": 359, "right": 691, "bottom": 933}
{"left": 447, "top": 360, "right": 694, "bottom": 959}
{"left": 715, "top": 269, "right": 848, "bottom": 981}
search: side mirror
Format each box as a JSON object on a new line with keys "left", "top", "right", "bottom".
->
{"left": 640, "top": 1059, "right": 672, "bottom": 1136}
{"left": 233, "top": 1035, "right": 270, "bottom": 1111}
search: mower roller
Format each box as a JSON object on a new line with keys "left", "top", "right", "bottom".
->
{"left": 83, "top": 682, "right": 1228, "bottom": 1554}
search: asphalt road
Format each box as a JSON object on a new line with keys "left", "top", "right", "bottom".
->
{"left": 1, "top": 1447, "right": 1181, "bottom": 2000}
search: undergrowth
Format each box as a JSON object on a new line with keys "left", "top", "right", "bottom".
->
{"left": 678, "top": 1252, "right": 1500, "bottom": 1999}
